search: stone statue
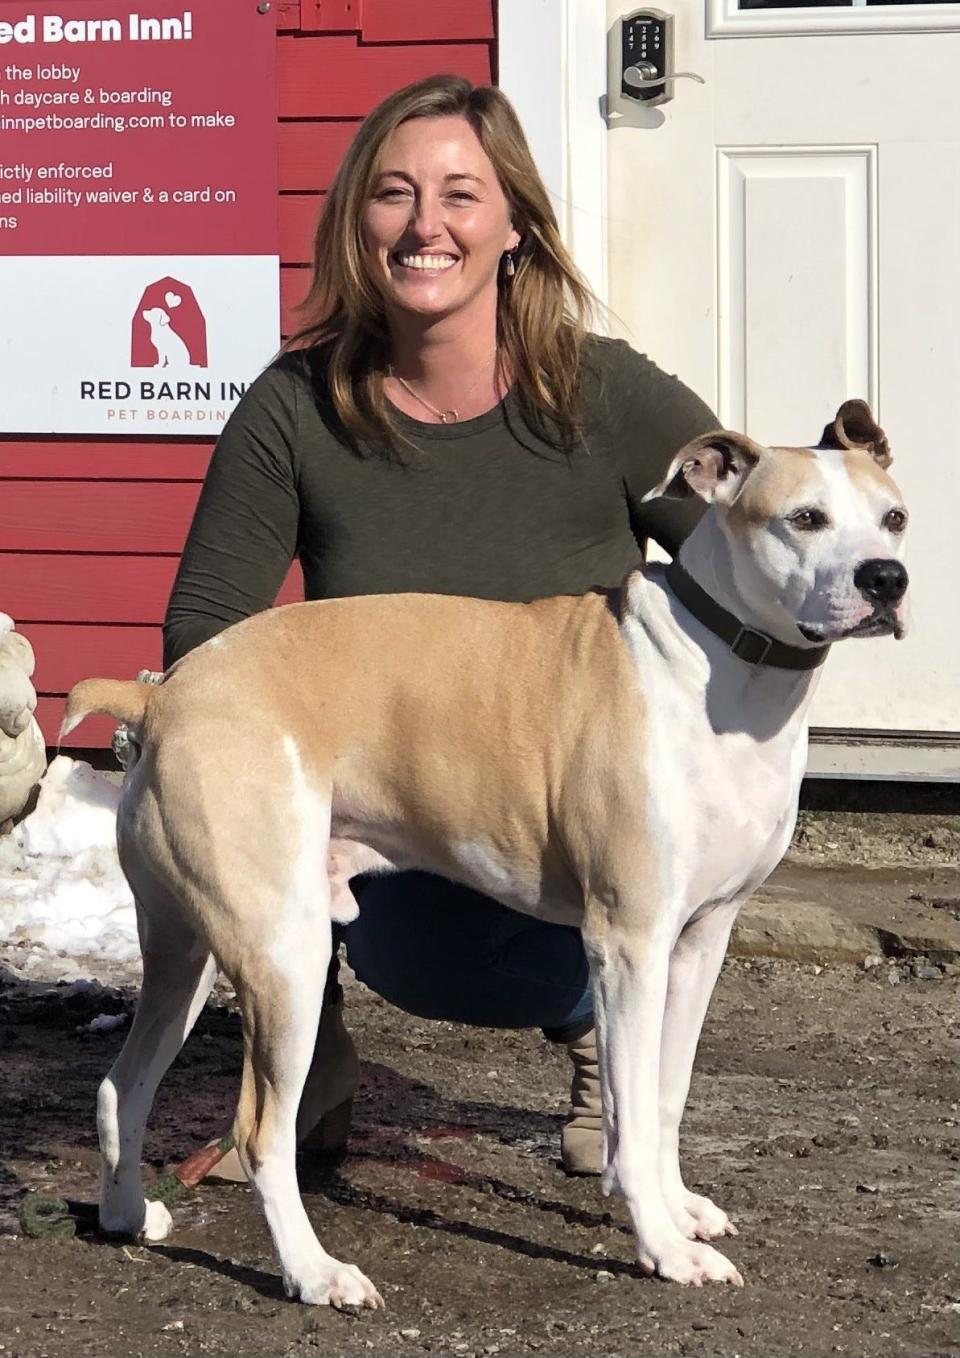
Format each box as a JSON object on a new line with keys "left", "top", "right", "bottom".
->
{"left": 0, "top": 614, "right": 46, "bottom": 828}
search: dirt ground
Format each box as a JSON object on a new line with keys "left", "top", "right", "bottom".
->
{"left": 0, "top": 807, "right": 958, "bottom": 1358}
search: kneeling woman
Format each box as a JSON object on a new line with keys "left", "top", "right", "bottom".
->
{"left": 163, "top": 74, "right": 718, "bottom": 1177}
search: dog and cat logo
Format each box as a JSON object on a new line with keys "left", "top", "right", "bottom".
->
{"left": 131, "top": 276, "right": 208, "bottom": 369}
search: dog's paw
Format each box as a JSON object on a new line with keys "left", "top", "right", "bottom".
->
{"left": 680, "top": 1191, "right": 738, "bottom": 1241}
{"left": 638, "top": 1238, "right": 743, "bottom": 1288}
{"left": 285, "top": 1259, "right": 384, "bottom": 1310}
{"left": 100, "top": 1196, "right": 173, "bottom": 1243}
{"left": 139, "top": 1199, "right": 173, "bottom": 1243}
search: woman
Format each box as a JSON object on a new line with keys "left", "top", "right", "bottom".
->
{"left": 164, "top": 74, "right": 719, "bottom": 1179}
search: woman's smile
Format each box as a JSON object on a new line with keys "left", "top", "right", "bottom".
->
{"left": 390, "top": 250, "right": 460, "bottom": 275}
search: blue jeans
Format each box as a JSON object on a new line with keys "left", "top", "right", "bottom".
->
{"left": 337, "top": 871, "right": 594, "bottom": 1042}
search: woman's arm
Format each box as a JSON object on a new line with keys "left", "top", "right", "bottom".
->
{"left": 162, "top": 363, "right": 302, "bottom": 669}
{"left": 601, "top": 339, "right": 720, "bottom": 557}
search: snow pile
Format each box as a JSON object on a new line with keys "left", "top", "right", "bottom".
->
{"left": 0, "top": 756, "right": 139, "bottom": 961}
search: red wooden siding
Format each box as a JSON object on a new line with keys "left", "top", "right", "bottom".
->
{"left": 2, "top": 6, "right": 496, "bottom": 748}
{"left": 8, "top": 557, "right": 304, "bottom": 628}
{"left": 8, "top": 557, "right": 179, "bottom": 629}
{"left": 362, "top": 0, "right": 495, "bottom": 44}
{"left": 0, "top": 442, "right": 213, "bottom": 481}
{"left": 30, "top": 625, "right": 165, "bottom": 694}
{"left": 279, "top": 123, "right": 358, "bottom": 192}
{"left": 2, "top": 484, "right": 201, "bottom": 554}
{"left": 280, "top": 195, "right": 325, "bottom": 267}
{"left": 278, "top": 38, "right": 493, "bottom": 118}
{"left": 296, "top": 0, "right": 363, "bottom": 31}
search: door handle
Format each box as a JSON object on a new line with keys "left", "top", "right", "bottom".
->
{"left": 618, "top": 9, "right": 705, "bottom": 107}
{"left": 623, "top": 61, "right": 705, "bottom": 93}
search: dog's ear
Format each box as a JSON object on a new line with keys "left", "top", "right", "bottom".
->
{"left": 642, "top": 431, "right": 763, "bottom": 505}
{"left": 819, "top": 399, "right": 892, "bottom": 469}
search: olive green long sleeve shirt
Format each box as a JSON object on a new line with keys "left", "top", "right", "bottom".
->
{"left": 163, "top": 335, "right": 718, "bottom": 668}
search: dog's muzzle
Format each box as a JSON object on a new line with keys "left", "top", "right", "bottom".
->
{"left": 854, "top": 558, "right": 908, "bottom": 607}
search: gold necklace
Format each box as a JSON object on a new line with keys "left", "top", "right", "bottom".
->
{"left": 389, "top": 351, "right": 498, "bottom": 424}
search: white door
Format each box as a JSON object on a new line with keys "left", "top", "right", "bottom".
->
{"left": 501, "top": 0, "right": 960, "bottom": 777}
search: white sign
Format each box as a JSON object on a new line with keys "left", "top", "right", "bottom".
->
{"left": 0, "top": 254, "right": 279, "bottom": 433}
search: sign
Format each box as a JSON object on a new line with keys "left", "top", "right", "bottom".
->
{"left": 0, "top": 1, "right": 280, "bottom": 434}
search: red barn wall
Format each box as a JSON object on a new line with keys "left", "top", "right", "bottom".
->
{"left": 0, "top": 0, "right": 496, "bottom": 750}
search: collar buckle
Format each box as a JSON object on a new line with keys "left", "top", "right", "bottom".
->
{"left": 730, "top": 626, "right": 774, "bottom": 666}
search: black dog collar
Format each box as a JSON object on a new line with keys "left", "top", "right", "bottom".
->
{"left": 665, "top": 561, "right": 830, "bottom": 672}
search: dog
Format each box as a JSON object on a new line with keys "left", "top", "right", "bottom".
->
{"left": 62, "top": 399, "right": 908, "bottom": 1308}
{"left": 141, "top": 305, "right": 193, "bottom": 368}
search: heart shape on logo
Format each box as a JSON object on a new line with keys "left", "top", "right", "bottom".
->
{"left": 164, "top": 291, "right": 182, "bottom": 308}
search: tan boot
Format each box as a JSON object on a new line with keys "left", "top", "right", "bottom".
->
{"left": 560, "top": 1026, "right": 603, "bottom": 1176}
{"left": 296, "top": 993, "right": 360, "bottom": 1153}
{"left": 207, "top": 994, "right": 359, "bottom": 1183}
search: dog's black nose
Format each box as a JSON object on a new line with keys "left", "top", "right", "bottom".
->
{"left": 854, "top": 558, "right": 908, "bottom": 605}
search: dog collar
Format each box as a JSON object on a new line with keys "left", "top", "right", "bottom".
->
{"left": 665, "top": 561, "right": 830, "bottom": 671}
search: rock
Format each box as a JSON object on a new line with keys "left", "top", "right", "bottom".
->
{"left": 861, "top": 954, "right": 885, "bottom": 971}
{"left": 876, "top": 918, "right": 960, "bottom": 962}
{"left": 732, "top": 899, "right": 881, "bottom": 964}
{"left": 911, "top": 962, "right": 943, "bottom": 981}
{"left": 736, "top": 865, "right": 960, "bottom": 966}
{"left": 82, "top": 1013, "right": 128, "bottom": 1033}
{"left": 868, "top": 1251, "right": 899, "bottom": 1269}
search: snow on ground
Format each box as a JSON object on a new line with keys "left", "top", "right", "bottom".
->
{"left": 0, "top": 757, "right": 138, "bottom": 964}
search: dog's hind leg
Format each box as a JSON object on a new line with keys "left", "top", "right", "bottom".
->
{"left": 229, "top": 899, "right": 382, "bottom": 1310}
{"left": 657, "top": 901, "right": 740, "bottom": 1243}
{"left": 585, "top": 901, "right": 743, "bottom": 1288}
{"left": 98, "top": 899, "right": 217, "bottom": 1242}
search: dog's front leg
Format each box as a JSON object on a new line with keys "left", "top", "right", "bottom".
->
{"left": 658, "top": 901, "right": 741, "bottom": 1243}
{"left": 586, "top": 911, "right": 743, "bottom": 1287}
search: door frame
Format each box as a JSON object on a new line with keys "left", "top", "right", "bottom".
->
{"left": 497, "top": 0, "right": 608, "bottom": 318}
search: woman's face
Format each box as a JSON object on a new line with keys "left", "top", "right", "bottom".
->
{"left": 362, "top": 114, "right": 520, "bottom": 324}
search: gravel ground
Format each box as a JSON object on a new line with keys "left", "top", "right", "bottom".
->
{"left": 0, "top": 804, "right": 957, "bottom": 1358}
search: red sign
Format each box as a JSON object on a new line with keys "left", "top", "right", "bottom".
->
{"left": 0, "top": 0, "right": 278, "bottom": 255}
{"left": 0, "top": 1, "right": 280, "bottom": 434}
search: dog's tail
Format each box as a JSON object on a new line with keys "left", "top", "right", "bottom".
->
{"left": 59, "top": 678, "right": 154, "bottom": 745}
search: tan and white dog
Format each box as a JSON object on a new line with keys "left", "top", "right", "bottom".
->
{"left": 63, "top": 400, "right": 909, "bottom": 1309}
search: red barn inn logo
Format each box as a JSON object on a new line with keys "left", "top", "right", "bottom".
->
{"left": 78, "top": 270, "right": 251, "bottom": 426}
{"left": 131, "top": 276, "right": 208, "bottom": 369}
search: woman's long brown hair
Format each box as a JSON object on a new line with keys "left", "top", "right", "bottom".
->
{"left": 287, "top": 74, "right": 598, "bottom": 458}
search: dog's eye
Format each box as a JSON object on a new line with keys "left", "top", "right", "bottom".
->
{"left": 788, "top": 507, "right": 829, "bottom": 531}
{"left": 883, "top": 507, "right": 908, "bottom": 534}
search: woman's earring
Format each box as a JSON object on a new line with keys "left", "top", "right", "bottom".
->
{"left": 504, "top": 251, "right": 516, "bottom": 278}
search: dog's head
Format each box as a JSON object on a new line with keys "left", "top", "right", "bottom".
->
{"left": 645, "top": 400, "right": 909, "bottom": 646}
{"left": 141, "top": 306, "right": 170, "bottom": 328}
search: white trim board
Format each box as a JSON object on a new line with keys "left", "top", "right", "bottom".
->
{"left": 497, "top": 0, "right": 609, "bottom": 318}
{"left": 807, "top": 733, "right": 960, "bottom": 782}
